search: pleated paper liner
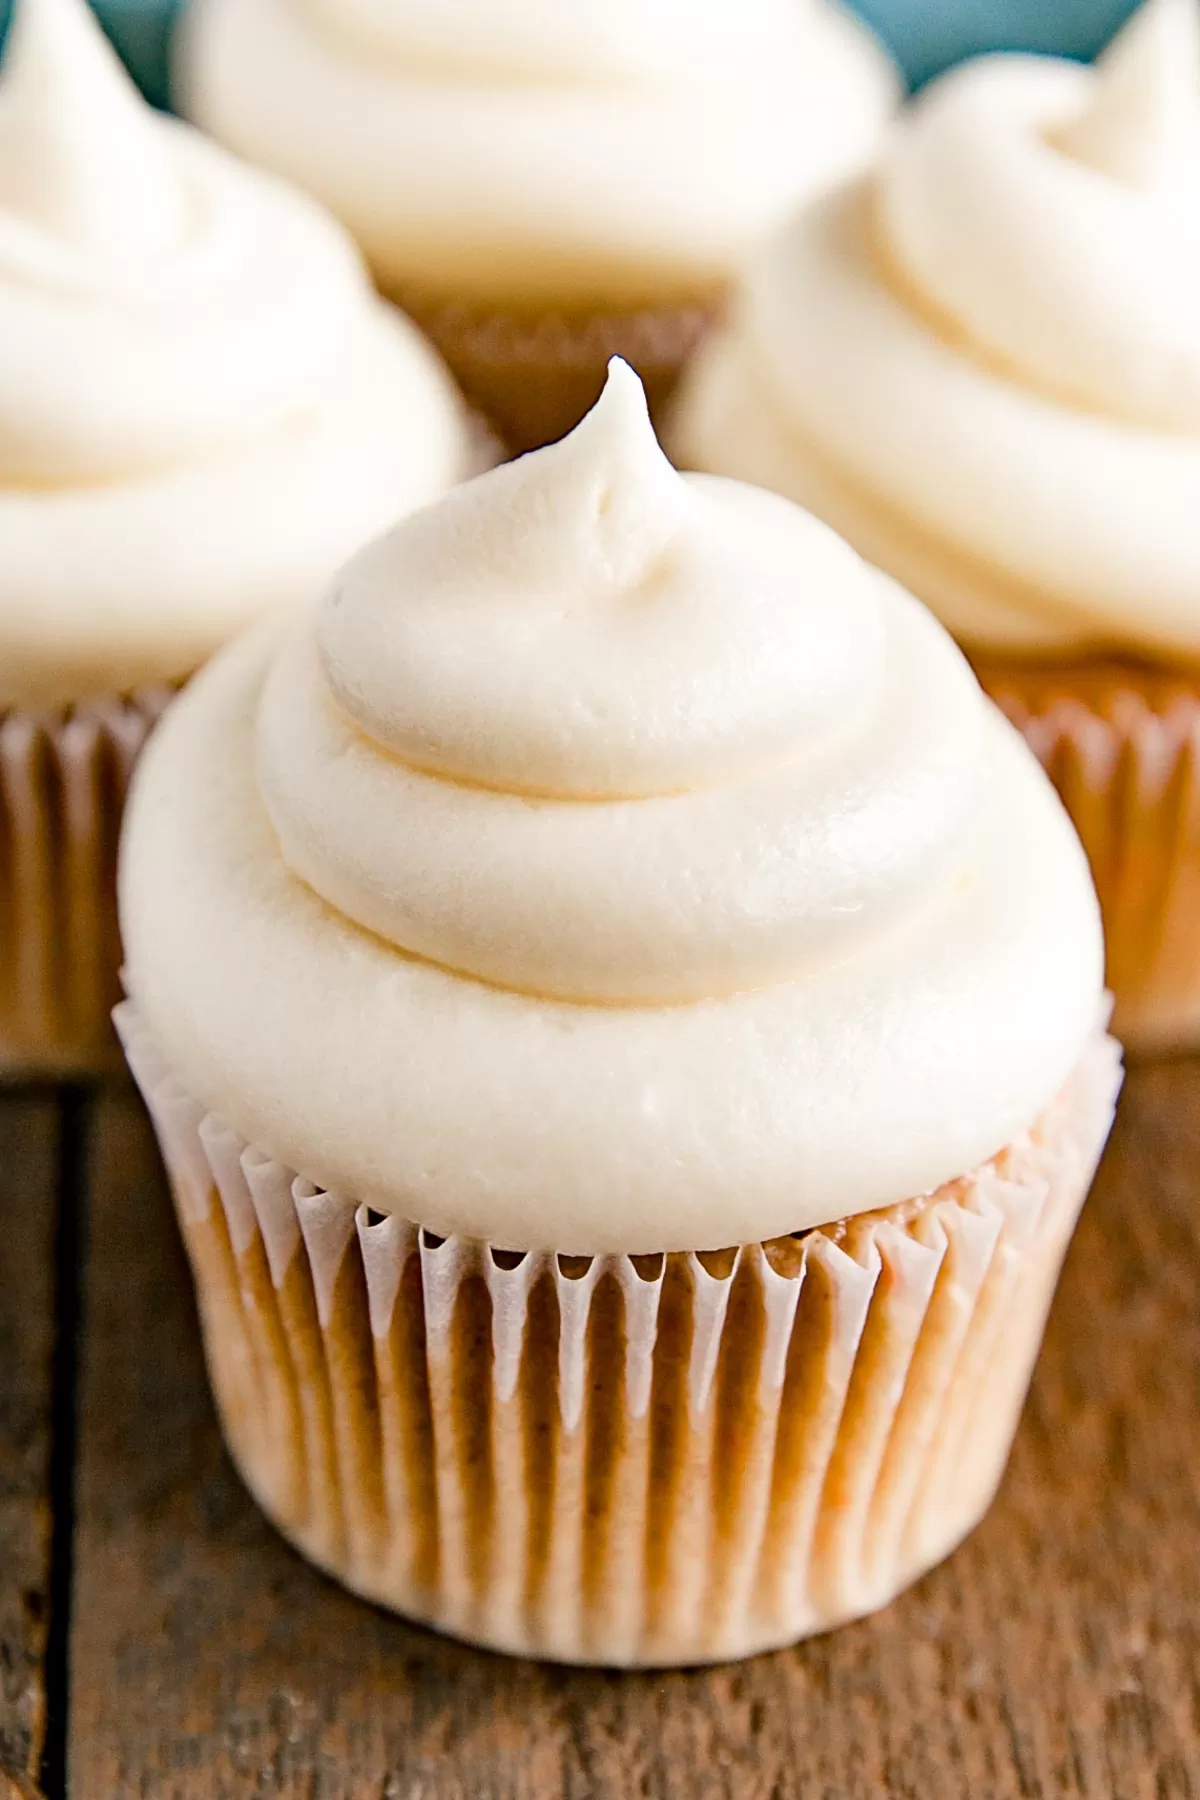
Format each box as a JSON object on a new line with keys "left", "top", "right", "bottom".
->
{"left": 978, "top": 657, "right": 1200, "bottom": 1055}
{"left": 117, "top": 1004, "right": 1119, "bottom": 1667}
{"left": 393, "top": 292, "right": 718, "bottom": 455}
{"left": 0, "top": 689, "right": 172, "bottom": 1076}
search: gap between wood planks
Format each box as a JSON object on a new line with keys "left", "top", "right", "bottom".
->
{"left": 38, "top": 1088, "right": 88, "bottom": 1800}
{"left": 0, "top": 1084, "right": 86, "bottom": 1800}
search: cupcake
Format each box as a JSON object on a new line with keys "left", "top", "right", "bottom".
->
{"left": 672, "top": 0, "right": 1200, "bottom": 1053}
{"left": 0, "top": 0, "right": 479, "bottom": 1072}
{"left": 174, "top": 0, "right": 898, "bottom": 453}
{"left": 117, "top": 362, "right": 1117, "bottom": 1666}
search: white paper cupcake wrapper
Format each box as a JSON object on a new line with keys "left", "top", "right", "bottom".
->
{"left": 991, "top": 678, "right": 1200, "bottom": 1054}
{"left": 116, "top": 1003, "right": 1120, "bottom": 1667}
{"left": 0, "top": 691, "right": 171, "bottom": 1074}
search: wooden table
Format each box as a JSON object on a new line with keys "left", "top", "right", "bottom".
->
{"left": 2, "top": 1059, "right": 1199, "bottom": 1800}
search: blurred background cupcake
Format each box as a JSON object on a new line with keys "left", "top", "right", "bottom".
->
{"left": 171, "top": 0, "right": 898, "bottom": 452}
{"left": 118, "top": 366, "right": 1117, "bottom": 1665}
{"left": 673, "top": 0, "right": 1200, "bottom": 1054}
{"left": 0, "top": 0, "right": 478, "bottom": 1072}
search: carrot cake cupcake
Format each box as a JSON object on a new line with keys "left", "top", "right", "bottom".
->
{"left": 673, "top": 0, "right": 1200, "bottom": 1051}
{"left": 175, "top": 0, "right": 898, "bottom": 451}
{"left": 0, "top": 0, "right": 477, "bottom": 1070}
{"left": 118, "top": 363, "right": 1117, "bottom": 1665}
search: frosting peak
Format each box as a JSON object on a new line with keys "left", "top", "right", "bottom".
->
{"left": 404, "top": 356, "right": 689, "bottom": 617}
{"left": 1054, "top": 0, "right": 1200, "bottom": 188}
{"left": 541, "top": 355, "right": 686, "bottom": 592}
{"left": 0, "top": 0, "right": 185, "bottom": 258}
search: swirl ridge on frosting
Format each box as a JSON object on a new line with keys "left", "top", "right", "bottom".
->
{"left": 672, "top": 0, "right": 1200, "bottom": 663}
{"left": 0, "top": 0, "right": 474, "bottom": 708}
{"left": 121, "top": 365, "right": 1104, "bottom": 1252}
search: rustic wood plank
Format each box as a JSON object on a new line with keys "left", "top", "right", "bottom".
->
{"left": 68, "top": 1067, "right": 1200, "bottom": 1800}
{"left": 0, "top": 1091, "right": 61, "bottom": 1789}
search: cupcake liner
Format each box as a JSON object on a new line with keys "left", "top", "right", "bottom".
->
{"left": 0, "top": 690, "right": 172, "bottom": 1075}
{"left": 395, "top": 293, "right": 717, "bottom": 455}
{"left": 980, "top": 660, "right": 1200, "bottom": 1055}
{"left": 116, "top": 1003, "right": 1119, "bottom": 1667}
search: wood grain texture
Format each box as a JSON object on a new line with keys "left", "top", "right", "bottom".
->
{"left": 0, "top": 1094, "right": 58, "bottom": 1785}
{"left": 66, "top": 1069, "right": 1200, "bottom": 1800}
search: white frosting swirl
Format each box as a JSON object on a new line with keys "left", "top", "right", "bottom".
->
{"left": 0, "top": 0, "right": 475, "bottom": 709}
{"left": 672, "top": 0, "right": 1200, "bottom": 662}
{"left": 121, "top": 366, "right": 1104, "bottom": 1254}
{"left": 176, "top": 0, "right": 897, "bottom": 307}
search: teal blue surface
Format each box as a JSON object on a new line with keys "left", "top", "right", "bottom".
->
{"left": 88, "top": 0, "right": 184, "bottom": 109}
{"left": 0, "top": 0, "right": 181, "bottom": 105}
{"left": 852, "top": 0, "right": 1139, "bottom": 87}
{"left": 0, "top": 0, "right": 1151, "bottom": 102}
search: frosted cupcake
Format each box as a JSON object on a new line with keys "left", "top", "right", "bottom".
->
{"left": 0, "top": 0, "right": 478, "bottom": 1072}
{"left": 175, "top": 0, "right": 897, "bottom": 452}
{"left": 118, "top": 363, "right": 1117, "bottom": 1666}
{"left": 673, "top": 0, "right": 1200, "bottom": 1053}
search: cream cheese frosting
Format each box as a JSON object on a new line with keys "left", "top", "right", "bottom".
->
{"left": 175, "top": 0, "right": 897, "bottom": 309}
{"left": 672, "top": 0, "right": 1200, "bottom": 663}
{"left": 0, "top": 0, "right": 476, "bottom": 711}
{"left": 120, "top": 364, "right": 1104, "bottom": 1255}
